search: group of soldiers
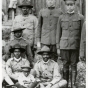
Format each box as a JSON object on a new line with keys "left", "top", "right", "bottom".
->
{"left": 2, "top": 0, "right": 86, "bottom": 88}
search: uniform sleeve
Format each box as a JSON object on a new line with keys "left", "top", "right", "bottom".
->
{"left": 50, "top": 63, "right": 62, "bottom": 85}
{"left": 6, "top": 59, "right": 18, "bottom": 80}
{"left": 37, "top": 10, "right": 43, "bottom": 42}
{"left": 4, "top": 42, "right": 11, "bottom": 61}
{"left": 30, "top": 75, "right": 36, "bottom": 82}
{"left": 11, "top": 16, "right": 18, "bottom": 40}
{"left": 24, "top": 59, "right": 30, "bottom": 67}
{"left": 2, "top": 61, "right": 14, "bottom": 85}
{"left": 34, "top": 63, "right": 40, "bottom": 80}
{"left": 56, "top": 17, "right": 62, "bottom": 49}
{"left": 80, "top": 15, "right": 84, "bottom": 30}
{"left": 12, "top": 16, "right": 19, "bottom": 28}
{"left": 33, "top": 17, "right": 38, "bottom": 46}
{"left": 80, "top": 21, "right": 86, "bottom": 57}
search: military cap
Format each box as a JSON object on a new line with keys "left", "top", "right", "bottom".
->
{"left": 37, "top": 46, "right": 53, "bottom": 55}
{"left": 21, "top": 66, "right": 32, "bottom": 72}
{"left": 64, "top": 0, "right": 76, "bottom": 1}
{"left": 9, "top": 44, "right": 25, "bottom": 53}
{"left": 18, "top": 0, "right": 33, "bottom": 8}
{"left": 12, "top": 27, "right": 25, "bottom": 32}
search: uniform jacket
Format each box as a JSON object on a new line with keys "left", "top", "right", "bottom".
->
{"left": 80, "top": 21, "right": 86, "bottom": 58}
{"left": 56, "top": 12, "right": 84, "bottom": 49}
{"left": 34, "top": 59, "right": 61, "bottom": 85}
{"left": 37, "top": 8, "right": 62, "bottom": 45}
{"left": 6, "top": 57, "right": 30, "bottom": 80}
{"left": 18, "top": 73, "right": 35, "bottom": 87}
{"left": 4, "top": 37, "right": 33, "bottom": 62}
{"left": 13, "top": 14, "right": 38, "bottom": 46}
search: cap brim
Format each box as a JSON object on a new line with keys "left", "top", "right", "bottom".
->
{"left": 9, "top": 48, "right": 25, "bottom": 53}
{"left": 11, "top": 28, "right": 24, "bottom": 32}
{"left": 37, "top": 51, "right": 53, "bottom": 55}
{"left": 18, "top": 5, "right": 33, "bottom": 8}
{"left": 21, "top": 67, "right": 32, "bottom": 71}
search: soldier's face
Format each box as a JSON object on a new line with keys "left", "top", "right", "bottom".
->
{"left": 65, "top": 1, "right": 75, "bottom": 12}
{"left": 23, "top": 71, "right": 30, "bottom": 77}
{"left": 42, "top": 52, "right": 50, "bottom": 62}
{"left": 14, "top": 31, "right": 22, "bottom": 38}
{"left": 21, "top": 6, "right": 31, "bottom": 15}
{"left": 13, "top": 49, "right": 21, "bottom": 59}
{"left": 46, "top": 0, "right": 56, "bottom": 7}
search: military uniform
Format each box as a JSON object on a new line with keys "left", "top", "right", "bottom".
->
{"left": 56, "top": 11, "right": 84, "bottom": 87}
{"left": 4, "top": 37, "right": 33, "bottom": 63}
{"left": 13, "top": 14, "right": 38, "bottom": 47}
{"left": 34, "top": 59, "right": 67, "bottom": 88}
{"left": 6, "top": 57, "right": 30, "bottom": 81}
{"left": 37, "top": 8, "right": 62, "bottom": 56}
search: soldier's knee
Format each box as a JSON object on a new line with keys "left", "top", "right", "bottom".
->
{"left": 59, "top": 79, "right": 67, "bottom": 87}
{"left": 30, "top": 69, "right": 36, "bottom": 77}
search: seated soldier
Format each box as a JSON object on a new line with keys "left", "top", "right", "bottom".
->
{"left": 15, "top": 66, "right": 38, "bottom": 88}
{"left": 34, "top": 46, "right": 67, "bottom": 88}
{"left": 2, "top": 60, "right": 14, "bottom": 87}
{"left": 6, "top": 44, "right": 30, "bottom": 83}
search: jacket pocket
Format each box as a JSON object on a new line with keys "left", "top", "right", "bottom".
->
{"left": 61, "top": 19, "right": 69, "bottom": 30}
{"left": 72, "top": 18, "right": 81, "bottom": 29}
{"left": 53, "top": 15, "right": 59, "bottom": 24}
{"left": 60, "top": 38, "right": 68, "bottom": 48}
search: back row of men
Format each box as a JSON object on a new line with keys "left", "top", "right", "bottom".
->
{"left": 2, "top": 0, "right": 86, "bottom": 88}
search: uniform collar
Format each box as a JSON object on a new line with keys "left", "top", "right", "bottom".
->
{"left": 15, "top": 37, "right": 23, "bottom": 40}
{"left": 42, "top": 59, "right": 50, "bottom": 65}
{"left": 67, "top": 10, "right": 75, "bottom": 15}
{"left": 13, "top": 57, "right": 22, "bottom": 62}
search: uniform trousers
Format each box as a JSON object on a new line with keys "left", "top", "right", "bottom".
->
{"left": 39, "top": 79, "right": 67, "bottom": 88}
{"left": 60, "top": 49, "right": 79, "bottom": 71}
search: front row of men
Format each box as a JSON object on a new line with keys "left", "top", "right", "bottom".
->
{"left": 3, "top": 44, "right": 67, "bottom": 88}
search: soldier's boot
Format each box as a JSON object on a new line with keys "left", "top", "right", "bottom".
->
{"left": 71, "top": 71, "right": 77, "bottom": 88}
{"left": 63, "top": 70, "right": 69, "bottom": 88}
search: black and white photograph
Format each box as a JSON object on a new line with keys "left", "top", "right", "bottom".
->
{"left": 2, "top": 0, "right": 86, "bottom": 88}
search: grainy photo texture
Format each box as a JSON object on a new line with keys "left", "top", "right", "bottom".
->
{"left": 2, "top": 0, "right": 86, "bottom": 88}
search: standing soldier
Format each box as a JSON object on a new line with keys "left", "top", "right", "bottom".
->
{"left": 37, "top": 0, "right": 62, "bottom": 61}
{"left": 56, "top": 0, "right": 84, "bottom": 87}
{"left": 4, "top": 27, "right": 33, "bottom": 67}
{"left": 13, "top": 0, "right": 38, "bottom": 56}
{"left": 76, "top": 21, "right": 86, "bottom": 88}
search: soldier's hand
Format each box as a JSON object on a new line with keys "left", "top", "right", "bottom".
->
{"left": 45, "top": 83, "right": 52, "bottom": 88}
{"left": 37, "top": 42, "right": 41, "bottom": 50}
{"left": 57, "top": 49, "right": 60, "bottom": 56}
{"left": 79, "top": 56, "right": 85, "bottom": 61}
